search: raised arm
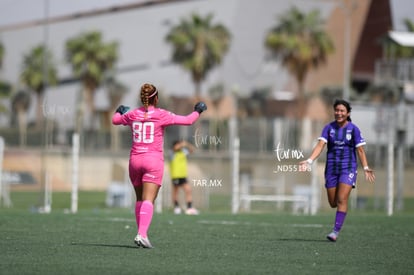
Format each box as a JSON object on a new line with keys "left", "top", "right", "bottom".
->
{"left": 171, "top": 111, "right": 200, "bottom": 125}
{"left": 112, "top": 105, "right": 130, "bottom": 125}
{"left": 112, "top": 112, "right": 124, "bottom": 125}
{"left": 170, "top": 102, "right": 207, "bottom": 125}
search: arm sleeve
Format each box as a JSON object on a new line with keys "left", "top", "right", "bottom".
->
{"left": 354, "top": 125, "right": 366, "bottom": 147}
{"left": 167, "top": 111, "right": 200, "bottom": 126}
{"left": 317, "top": 124, "right": 330, "bottom": 143}
{"left": 112, "top": 112, "right": 128, "bottom": 125}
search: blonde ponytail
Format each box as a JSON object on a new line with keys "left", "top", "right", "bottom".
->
{"left": 140, "top": 83, "right": 158, "bottom": 119}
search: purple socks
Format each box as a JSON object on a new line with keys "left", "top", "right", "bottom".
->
{"left": 333, "top": 211, "right": 347, "bottom": 232}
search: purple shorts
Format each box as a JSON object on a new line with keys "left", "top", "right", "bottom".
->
{"left": 325, "top": 171, "right": 357, "bottom": 189}
{"left": 129, "top": 154, "right": 164, "bottom": 186}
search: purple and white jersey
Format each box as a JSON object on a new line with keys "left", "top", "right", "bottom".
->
{"left": 318, "top": 121, "right": 366, "bottom": 174}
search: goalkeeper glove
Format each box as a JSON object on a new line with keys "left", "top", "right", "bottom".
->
{"left": 115, "top": 105, "right": 130, "bottom": 115}
{"left": 194, "top": 102, "right": 207, "bottom": 114}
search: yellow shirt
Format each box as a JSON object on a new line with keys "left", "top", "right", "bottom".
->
{"left": 169, "top": 150, "right": 188, "bottom": 179}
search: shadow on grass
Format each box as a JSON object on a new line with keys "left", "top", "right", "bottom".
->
{"left": 277, "top": 238, "right": 329, "bottom": 243}
{"left": 71, "top": 242, "right": 138, "bottom": 249}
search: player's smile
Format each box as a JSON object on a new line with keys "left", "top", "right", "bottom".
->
{"left": 334, "top": 104, "right": 349, "bottom": 126}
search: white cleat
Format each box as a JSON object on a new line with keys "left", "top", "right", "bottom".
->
{"left": 326, "top": 231, "right": 339, "bottom": 242}
{"left": 134, "top": 234, "right": 141, "bottom": 247}
{"left": 134, "top": 234, "right": 153, "bottom": 249}
{"left": 185, "top": 208, "right": 199, "bottom": 215}
{"left": 174, "top": 207, "right": 182, "bottom": 215}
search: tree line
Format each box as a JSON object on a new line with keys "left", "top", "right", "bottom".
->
{"left": 0, "top": 7, "right": 412, "bottom": 147}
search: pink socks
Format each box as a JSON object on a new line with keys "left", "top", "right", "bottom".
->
{"left": 138, "top": 200, "right": 154, "bottom": 238}
{"left": 135, "top": 201, "right": 143, "bottom": 230}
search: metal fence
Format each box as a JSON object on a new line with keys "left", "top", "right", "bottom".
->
{"left": 2, "top": 110, "right": 414, "bottom": 213}
{"left": 1, "top": 111, "right": 414, "bottom": 160}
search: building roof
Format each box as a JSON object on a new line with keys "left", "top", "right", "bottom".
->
{"left": 389, "top": 31, "right": 414, "bottom": 47}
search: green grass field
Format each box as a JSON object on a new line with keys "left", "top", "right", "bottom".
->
{"left": 1, "top": 192, "right": 414, "bottom": 274}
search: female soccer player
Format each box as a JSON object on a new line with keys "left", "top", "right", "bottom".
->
{"left": 300, "top": 99, "right": 375, "bottom": 242}
{"left": 112, "top": 83, "right": 207, "bottom": 248}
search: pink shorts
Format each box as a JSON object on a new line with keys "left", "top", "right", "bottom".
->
{"left": 129, "top": 154, "right": 164, "bottom": 186}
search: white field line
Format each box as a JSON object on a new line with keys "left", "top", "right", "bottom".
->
{"left": 106, "top": 217, "right": 135, "bottom": 222}
{"left": 97, "top": 217, "right": 324, "bottom": 228}
{"left": 197, "top": 220, "right": 323, "bottom": 228}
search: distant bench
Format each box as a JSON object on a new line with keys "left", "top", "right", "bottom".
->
{"left": 239, "top": 176, "right": 312, "bottom": 214}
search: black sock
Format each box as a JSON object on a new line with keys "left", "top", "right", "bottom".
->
{"left": 187, "top": 202, "right": 192, "bottom": 209}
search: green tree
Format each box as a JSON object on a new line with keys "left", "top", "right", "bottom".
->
{"left": 11, "top": 90, "right": 31, "bottom": 147}
{"left": 166, "top": 13, "right": 231, "bottom": 98}
{"left": 404, "top": 18, "right": 414, "bottom": 31}
{"left": 265, "top": 6, "right": 334, "bottom": 117}
{"left": 20, "top": 45, "right": 58, "bottom": 128}
{"left": 65, "top": 31, "right": 118, "bottom": 132}
{"left": 0, "top": 41, "right": 4, "bottom": 69}
{"left": 0, "top": 81, "right": 12, "bottom": 114}
{"left": 0, "top": 41, "right": 12, "bottom": 114}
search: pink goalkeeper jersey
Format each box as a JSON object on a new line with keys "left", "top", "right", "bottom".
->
{"left": 112, "top": 106, "right": 200, "bottom": 157}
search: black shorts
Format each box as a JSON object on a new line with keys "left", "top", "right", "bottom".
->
{"left": 172, "top": 178, "right": 187, "bottom": 186}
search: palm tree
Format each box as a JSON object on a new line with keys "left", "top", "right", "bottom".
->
{"left": 0, "top": 41, "right": 4, "bottom": 69}
{"left": 165, "top": 13, "right": 231, "bottom": 98}
{"left": 65, "top": 31, "right": 118, "bottom": 132}
{"left": 265, "top": 6, "right": 334, "bottom": 118}
{"left": 403, "top": 18, "right": 414, "bottom": 32}
{"left": 0, "top": 41, "right": 12, "bottom": 114}
{"left": 20, "top": 45, "right": 58, "bottom": 128}
{"left": 0, "top": 81, "right": 12, "bottom": 115}
{"left": 11, "top": 90, "right": 31, "bottom": 147}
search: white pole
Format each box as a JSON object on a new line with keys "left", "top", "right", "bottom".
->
{"left": 386, "top": 107, "right": 394, "bottom": 216}
{"left": 387, "top": 142, "right": 394, "bottom": 216}
{"left": 231, "top": 136, "right": 240, "bottom": 214}
{"left": 44, "top": 172, "right": 52, "bottom": 213}
{"left": 71, "top": 133, "right": 80, "bottom": 213}
{"left": 0, "top": 137, "right": 11, "bottom": 207}
{"left": 230, "top": 90, "right": 240, "bottom": 214}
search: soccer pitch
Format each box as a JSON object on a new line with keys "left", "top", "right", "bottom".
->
{"left": 1, "top": 207, "right": 413, "bottom": 275}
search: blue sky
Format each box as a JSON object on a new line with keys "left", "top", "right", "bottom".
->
{"left": 0, "top": 0, "right": 413, "bottom": 31}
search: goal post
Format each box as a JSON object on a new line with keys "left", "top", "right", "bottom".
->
{"left": 71, "top": 133, "right": 80, "bottom": 213}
